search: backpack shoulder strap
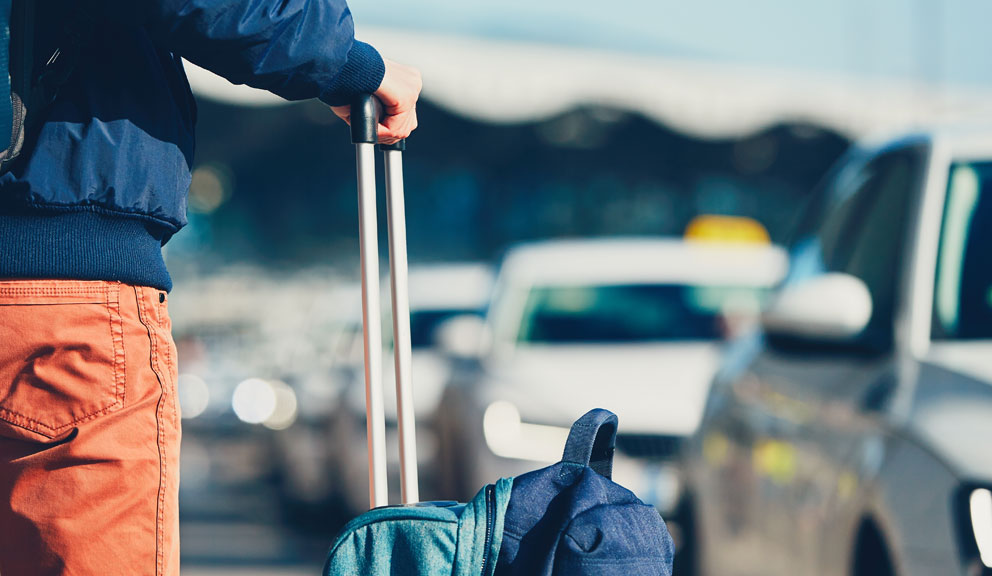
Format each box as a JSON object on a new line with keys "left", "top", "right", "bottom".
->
{"left": 33, "top": 0, "right": 92, "bottom": 114}
{"left": 561, "top": 408, "right": 618, "bottom": 479}
{"left": 1, "top": 0, "right": 92, "bottom": 171}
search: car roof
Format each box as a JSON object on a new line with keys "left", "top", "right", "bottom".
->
{"left": 407, "top": 263, "right": 494, "bottom": 310}
{"left": 861, "top": 121, "right": 992, "bottom": 161}
{"left": 314, "top": 263, "right": 495, "bottom": 324}
{"left": 499, "top": 237, "right": 787, "bottom": 287}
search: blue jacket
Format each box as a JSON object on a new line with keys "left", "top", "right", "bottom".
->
{"left": 0, "top": 0, "right": 385, "bottom": 291}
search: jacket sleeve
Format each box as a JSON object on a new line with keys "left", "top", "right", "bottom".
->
{"left": 129, "top": 0, "right": 385, "bottom": 106}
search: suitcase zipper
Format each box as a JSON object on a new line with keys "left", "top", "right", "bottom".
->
{"left": 480, "top": 484, "right": 496, "bottom": 576}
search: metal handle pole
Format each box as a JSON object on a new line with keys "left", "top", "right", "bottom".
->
{"left": 352, "top": 96, "right": 388, "bottom": 509}
{"left": 383, "top": 140, "right": 419, "bottom": 504}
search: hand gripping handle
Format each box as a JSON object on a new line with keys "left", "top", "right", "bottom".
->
{"left": 350, "top": 93, "right": 406, "bottom": 150}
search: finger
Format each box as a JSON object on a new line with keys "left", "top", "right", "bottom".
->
{"left": 378, "top": 123, "right": 410, "bottom": 144}
{"left": 377, "top": 125, "right": 395, "bottom": 144}
{"left": 378, "top": 119, "right": 412, "bottom": 143}
{"left": 377, "top": 122, "right": 406, "bottom": 143}
{"left": 379, "top": 110, "right": 417, "bottom": 140}
{"left": 382, "top": 99, "right": 411, "bottom": 116}
{"left": 329, "top": 105, "right": 352, "bottom": 125}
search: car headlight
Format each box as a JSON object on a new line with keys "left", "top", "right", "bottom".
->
{"left": 957, "top": 486, "right": 992, "bottom": 575}
{"left": 231, "top": 378, "right": 298, "bottom": 430}
{"left": 971, "top": 489, "right": 992, "bottom": 568}
{"left": 232, "top": 378, "right": 276, "bottom": 424}
{"left": 177, "top": 373, "right": 210, "bottom": 419}
{"left": 482, "top": 401, "right": 569, "bottom": 462}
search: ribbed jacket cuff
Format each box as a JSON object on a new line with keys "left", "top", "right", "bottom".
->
{"left": 319, "top": 40, "right": 386, "bottom": 106}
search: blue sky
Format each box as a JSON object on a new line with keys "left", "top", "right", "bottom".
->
{"left": 351, "top": 0, "right": 992, "bottom": 88}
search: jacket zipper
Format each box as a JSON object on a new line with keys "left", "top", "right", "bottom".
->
{"left": 480, "top": 484, "right": 496, "bottom": 576}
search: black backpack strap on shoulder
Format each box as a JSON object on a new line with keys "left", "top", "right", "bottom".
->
{"left": 35, "top": 0, "right": 94, "bottom": 114}
{"left": 1, "top": 0, "right": 93, "bottom": 172}
{"left": 561, "top": 408, "right": 618, "bottom": 479}
{"left": 2, "top": 0, "right": 32, "bottom": 168}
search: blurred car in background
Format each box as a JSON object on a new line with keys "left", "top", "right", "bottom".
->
{"left": 680, "top": 127, "right": 992, "bottom": 576}
{"left": 169, "top": 269, "right": 354, "bottom": 520}
{"left": 174, "top": 324, "right": 284, "bottom": 517}
{"left": 432, "top": 234, "right": 786, "bottom": 540}
{"left": 307, "top": 263, "right": 495, "bottom": 515}
{"left": 264, "top": 283, "right": 368, "bottom": 521}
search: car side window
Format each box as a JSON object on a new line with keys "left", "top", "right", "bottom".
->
{"left": 779, "top": 150, "right": 870, "bottom": 287}
{"left": 819, "top": 146, "right": 927, "bottom": 349}
{"left": 785, "top": 146, "right": 926, "bottom": 351}
{"left": 932, "top": 161, "right": 992, "bottom": 339}
{"left": 815, "top": 160, "right": 880, "bottom": 271}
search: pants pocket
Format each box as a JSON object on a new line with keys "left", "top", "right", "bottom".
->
{"left": 0, "top": 283, "right": 126, "bottom": 443}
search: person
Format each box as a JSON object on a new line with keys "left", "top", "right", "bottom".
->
{"left": 0, "top": 0, "right": 421, "bottom": 573}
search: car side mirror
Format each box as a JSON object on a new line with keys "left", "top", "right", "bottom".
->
{"left": 761, "top": 273, "right": 873, "bottom": 342}
{"left": 434, "top": 314, "right": 492, "bottom": 360}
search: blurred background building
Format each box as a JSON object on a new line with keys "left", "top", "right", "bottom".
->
{"left": 171, "top": 0, "right": 992, "bottom": 278}
{"left": 171, "top": 1, "right": 992, "bottom": 574}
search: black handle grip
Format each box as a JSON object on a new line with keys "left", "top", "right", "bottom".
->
{"left": 379, "top": 140, "right": 406, "bottom": 151}
{"left": 350, "top": 94, "right": 379, "bottom": 144}
{"left": 351, "top": 95, "right": 408, "bottom": 150}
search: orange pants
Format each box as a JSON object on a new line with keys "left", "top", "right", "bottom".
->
{"left": 0, "top": 280, "right": 181, "bottom": 575}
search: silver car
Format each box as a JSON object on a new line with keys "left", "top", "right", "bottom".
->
{"left": 680, "top": 126, "right": 992, "bottom": 576}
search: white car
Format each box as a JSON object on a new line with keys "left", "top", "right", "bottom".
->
{"left": 326, "top": 263, "right": 495, "bottom": 513}
{"left": 433, "top": 237, "right": 786, "bottom": 527}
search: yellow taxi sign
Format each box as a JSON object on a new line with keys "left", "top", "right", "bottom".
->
{"left": 684, "top": 215, "right": 771, "bottom": 245}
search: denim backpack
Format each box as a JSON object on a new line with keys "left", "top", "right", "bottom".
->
{"left": 323, "top": 409, "right": 673, "bottom": 575}
{"left": 496, "top": 409, "right": 675, "bottom": 575}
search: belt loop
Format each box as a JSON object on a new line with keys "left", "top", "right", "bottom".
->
{"left": 137, "top": 286, "right": 154, "bottom": 327}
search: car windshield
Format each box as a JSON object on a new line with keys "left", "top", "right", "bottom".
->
{"left": 515, "top": 283, "right": 761, "bottom": 344}
{"left": 933, "top": 161, "right": 992, "bottom": 340}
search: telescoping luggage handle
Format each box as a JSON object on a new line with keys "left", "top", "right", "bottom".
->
{"left": 350, "top": 94, "right": 419, "bottom": 509}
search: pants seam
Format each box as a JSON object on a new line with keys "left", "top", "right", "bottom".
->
{"left": 160, "top": 299, "right": 179, "bottom": 427}
{"left": 135, "top": 286, "right": 167, "bottom": 576}
{"left": 0, "top": 282, "right": 118, "bottom": 297}
{"left": 108, "top": 282, "right": 127, "bottom": 411}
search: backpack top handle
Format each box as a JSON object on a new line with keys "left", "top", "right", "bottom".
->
{"left": 561, "top": 408, "right": 618, "bottom": 479}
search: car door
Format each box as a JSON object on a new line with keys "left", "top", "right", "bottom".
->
{"left": 690, "top": 144, "right": 927, "bottom": 576}
{"left": 748, "top": 143, "right": 928, "bottom": 576}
